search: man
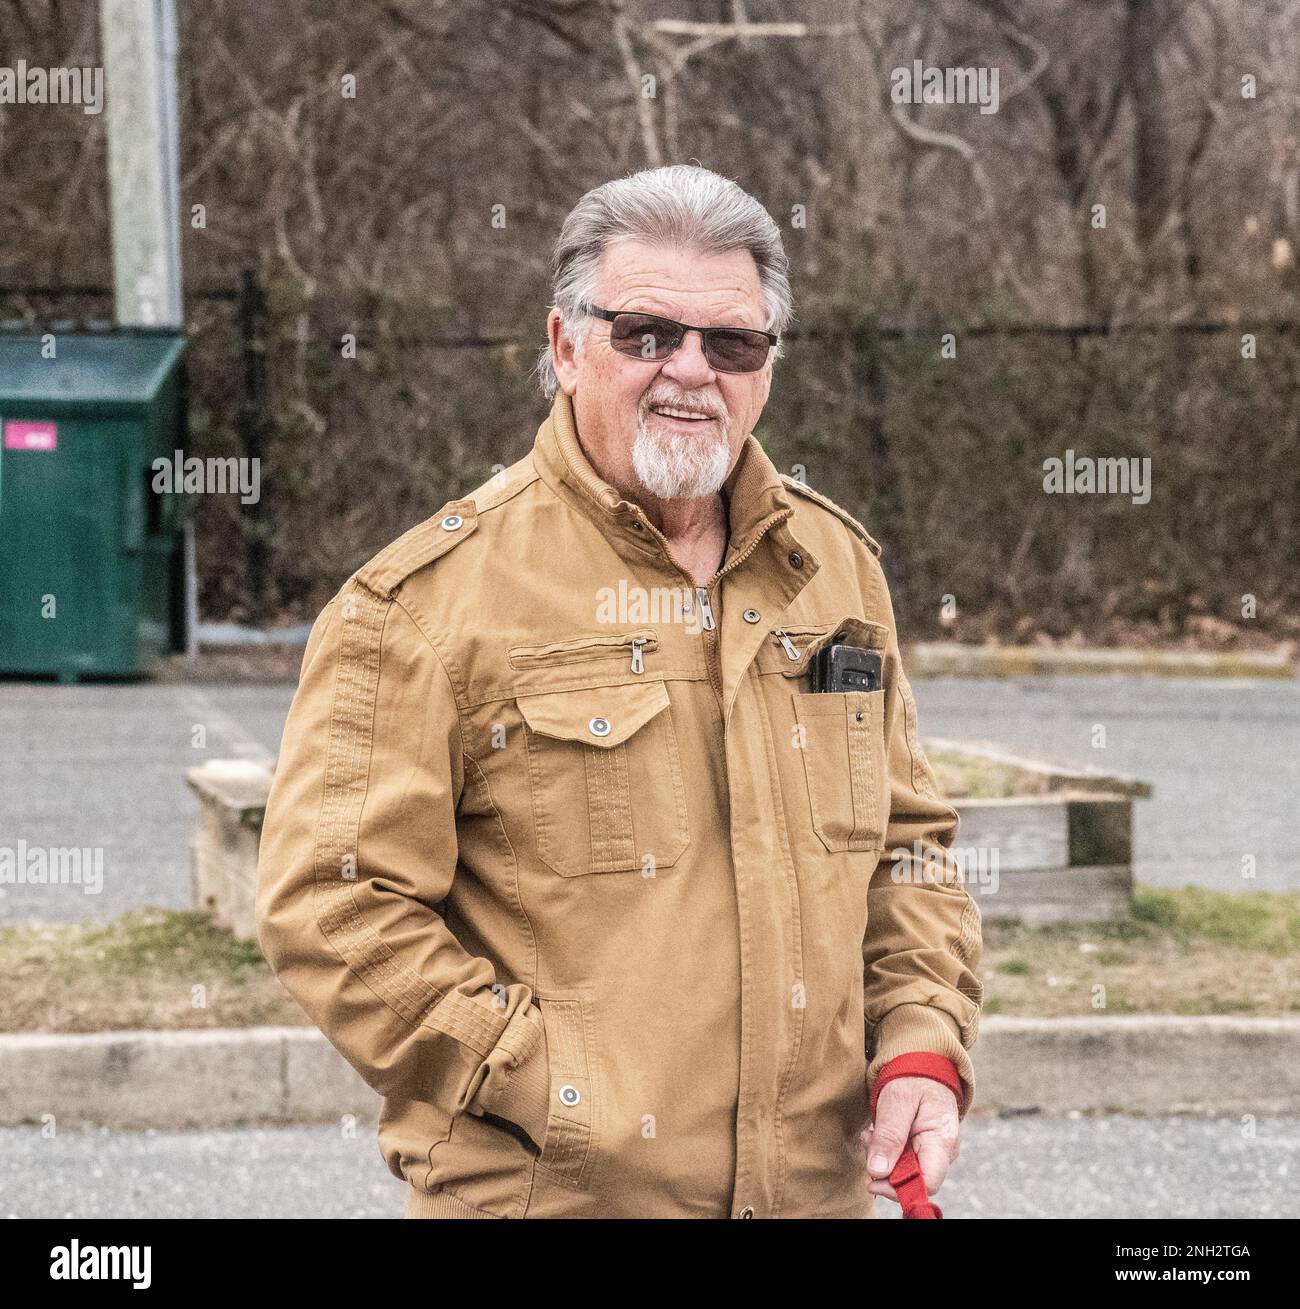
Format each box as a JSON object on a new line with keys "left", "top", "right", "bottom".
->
{"left": 256, "top": 163, "right": 983, "bottom": 1219}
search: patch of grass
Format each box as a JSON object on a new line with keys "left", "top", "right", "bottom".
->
{"left": 3, "top": 885, "right": 1298, "bottom": 1032}
{"left": 1131, "top": 885, "right": 1300, "bottom": 954}
{"left": 980, "top": 885, "right": 1300, "bottom": 1019}
{"left": 1094, "top": 950, "right": 1132, "bottom": 966}
{"left": 71, "top": 911, "right": 266, "bottom": 978}
{"left": 0, "top": 909, "right": 306, "bottom": 1033}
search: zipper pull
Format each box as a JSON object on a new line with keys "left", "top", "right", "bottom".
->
{"left": 695, "top": 587, "right": 716, "bottom": 631}
{"left": 772, "top": 629, "right": 799, "bottom": 661}
{"left": 630, "top": 637, "right": 646, "bottom": 674}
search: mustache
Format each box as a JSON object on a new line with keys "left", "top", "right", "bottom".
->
{"left": 642, "top": 396, "right": 728, "bottom": 421}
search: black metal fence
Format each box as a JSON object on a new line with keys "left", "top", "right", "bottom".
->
{"left": 3, "top": 277, "right": 1295, "bottom": 637}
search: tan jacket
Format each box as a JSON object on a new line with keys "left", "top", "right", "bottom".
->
{"left": 255, "top": 389, "right": 983, "bottom": 1219}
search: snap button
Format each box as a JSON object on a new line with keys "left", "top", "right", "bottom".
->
{"left": 440, "top": 514, "right": 463, "bottom": 531}
{"left": 738, "top": 1205, "right": 754, "bottom": 1218}
{"left": 743, "top": 609, "right": 760, "bottom": 624}
{"left": 788, "top": 551, "right": 804, "bottom": 569}
{"left": 589, "top": 716, "right": 611, "bottom": 737}
{"left": 559, "top": 1083, "right": 581, "bottom": 1107}
{"left": 855, "top": 709, "right": 864, "bottom": 722}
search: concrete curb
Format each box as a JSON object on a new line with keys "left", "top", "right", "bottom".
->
{"left": 2, "top": 1016, "right": 1298, "bottom": 1129}
{"left": 906, "top": 642, "right": 1296, "bottom": 679}
{"left": 976, "top": 1016, "right": 1300, "bottom": 1116}
{"left": 0, "top": 1027, "right": 380, "bottom": 1130}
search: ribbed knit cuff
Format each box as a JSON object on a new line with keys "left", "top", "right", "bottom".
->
{"left": 866, "top": 1002, "right": 975, "bottom": 1117}
{"left": 405, "top": 1186, "right": 502, "bottom": 1218}
{"left": 470, "top": 1005, "right": 551, "bottom": 1151}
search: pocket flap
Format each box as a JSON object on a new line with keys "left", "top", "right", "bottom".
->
{"left": 759, "top": 616, "right": 890, "bottom": 676}
{"left": 516, "top": 679, "right": 671, "bottom": 748}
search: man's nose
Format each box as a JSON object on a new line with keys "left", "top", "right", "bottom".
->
{"left": 661, "top": 328, "right": 716, "bottom": 387}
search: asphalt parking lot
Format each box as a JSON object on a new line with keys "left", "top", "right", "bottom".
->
{"left": 1, "top": 672, "right": 1296, "bottom": 923}
{"left": 3, "top": 1112, "right": 1295, "bottom": 1219}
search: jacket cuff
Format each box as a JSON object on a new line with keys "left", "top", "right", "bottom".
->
{"left": 866, "top": 1003, "right": 975, "bottom": 1118}
{"left": 468, "top": 1005, "right": 551, "bottom": 1151}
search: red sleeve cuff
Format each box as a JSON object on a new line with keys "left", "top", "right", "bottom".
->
{"left": 870, "top": 1052, "right": 967, "bottom": 1120}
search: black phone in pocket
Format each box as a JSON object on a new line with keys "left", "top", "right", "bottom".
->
{"left": 810, "top": 641, "right": 883, "bottom": 693}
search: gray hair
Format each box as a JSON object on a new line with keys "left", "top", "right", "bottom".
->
{"left": 534, "top": 164, "right": 794, "bottom": 399}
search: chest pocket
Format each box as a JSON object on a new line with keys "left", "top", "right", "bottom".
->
{"left": 516, "top": 679, "right": 690, "bottom": 877}
{"left": 777, "top": 616, "right": 891, "bottom": 854}
{"left": 791, "top": 688, "right": 888, "bottom": 852}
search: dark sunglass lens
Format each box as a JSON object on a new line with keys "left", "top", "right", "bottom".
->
{"left": 610, "top": 314, "right": 681, "bottom": 361}
{"left": 705, "top": 329, "right": 771, "bottom": 372}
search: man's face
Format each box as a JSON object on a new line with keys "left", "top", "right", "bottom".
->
{"left": 548, "top": 239, "right": 775, "bottom": 503}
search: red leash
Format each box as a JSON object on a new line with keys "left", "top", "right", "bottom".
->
{"left": 887, "top": 1143, "right": 942, "bottom": 1219}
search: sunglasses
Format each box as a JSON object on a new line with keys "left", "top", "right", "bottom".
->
{"left": 582, "top": 303, "right": 777, "bottom": 374}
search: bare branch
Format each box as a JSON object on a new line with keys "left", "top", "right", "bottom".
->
{"left": 888, "top": 100, "right": 995, "bottom": 216}
{"left": 610, "top": 0, "right": 662, "bottom": 166}
{"left": 649, "top": 19, "right": 856, "bottom": 40}
{"left": 989, "top": 16, "right": 1049, "bottom": 105}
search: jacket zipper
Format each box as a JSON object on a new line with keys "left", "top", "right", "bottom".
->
{"left": 769, "top": 624, "right": 846, "bottom": 671}
{"left": 509, "top": 630, "right": 659, "bottom": 669}
{"left": 695, "top": 587, "right": 716, "bottom": 632}
{"left": 771, "top": 629, "right": 800, "bottom": 661}
{"left": 696, "top": 585, "right": 722, "bottom": 706}
{"left": 628, "top": 505, "right": 795, "bottom": 716}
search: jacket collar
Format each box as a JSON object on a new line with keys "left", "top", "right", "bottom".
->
{"left": 533, "top": 388, "right": 802, "bottom": 565}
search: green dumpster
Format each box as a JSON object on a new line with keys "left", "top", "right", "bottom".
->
{"left": 0, "top": 331, "right": 188, "bottom": 680}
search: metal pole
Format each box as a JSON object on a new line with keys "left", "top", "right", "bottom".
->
{"left": 238, "top": 268, "right": 269, "bottom": 616}
{"left": 100, "top": 0, "right": 183, "bottom": 327}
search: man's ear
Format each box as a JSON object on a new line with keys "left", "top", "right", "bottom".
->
{"left": 549, "top": 309, "right": 581, "bottom": 397}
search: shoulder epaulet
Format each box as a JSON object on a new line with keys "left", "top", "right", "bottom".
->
{"left": 355, "top": 499, "right": 478, "bottom": 598}
{"left": 780, "top": 475, "right": 883, "bottom": 558}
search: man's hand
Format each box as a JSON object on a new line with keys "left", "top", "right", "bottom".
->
{"left": 861, "top": 1075, "right": 962, "bottom": 1204}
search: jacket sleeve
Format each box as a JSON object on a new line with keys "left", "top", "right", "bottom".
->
{"left": 862, "top": 587, "right": 984, "bottom": 1116}
{"left": 255, "top": 578, "right": 551, "bottom": 1151}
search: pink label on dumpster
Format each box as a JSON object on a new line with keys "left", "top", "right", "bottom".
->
{"left": 4, "top": 420, "right": 58, "bottom": 451}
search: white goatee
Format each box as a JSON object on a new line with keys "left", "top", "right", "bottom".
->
{"left": 632, "top": 407, "right": 732, "bottom": 500}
